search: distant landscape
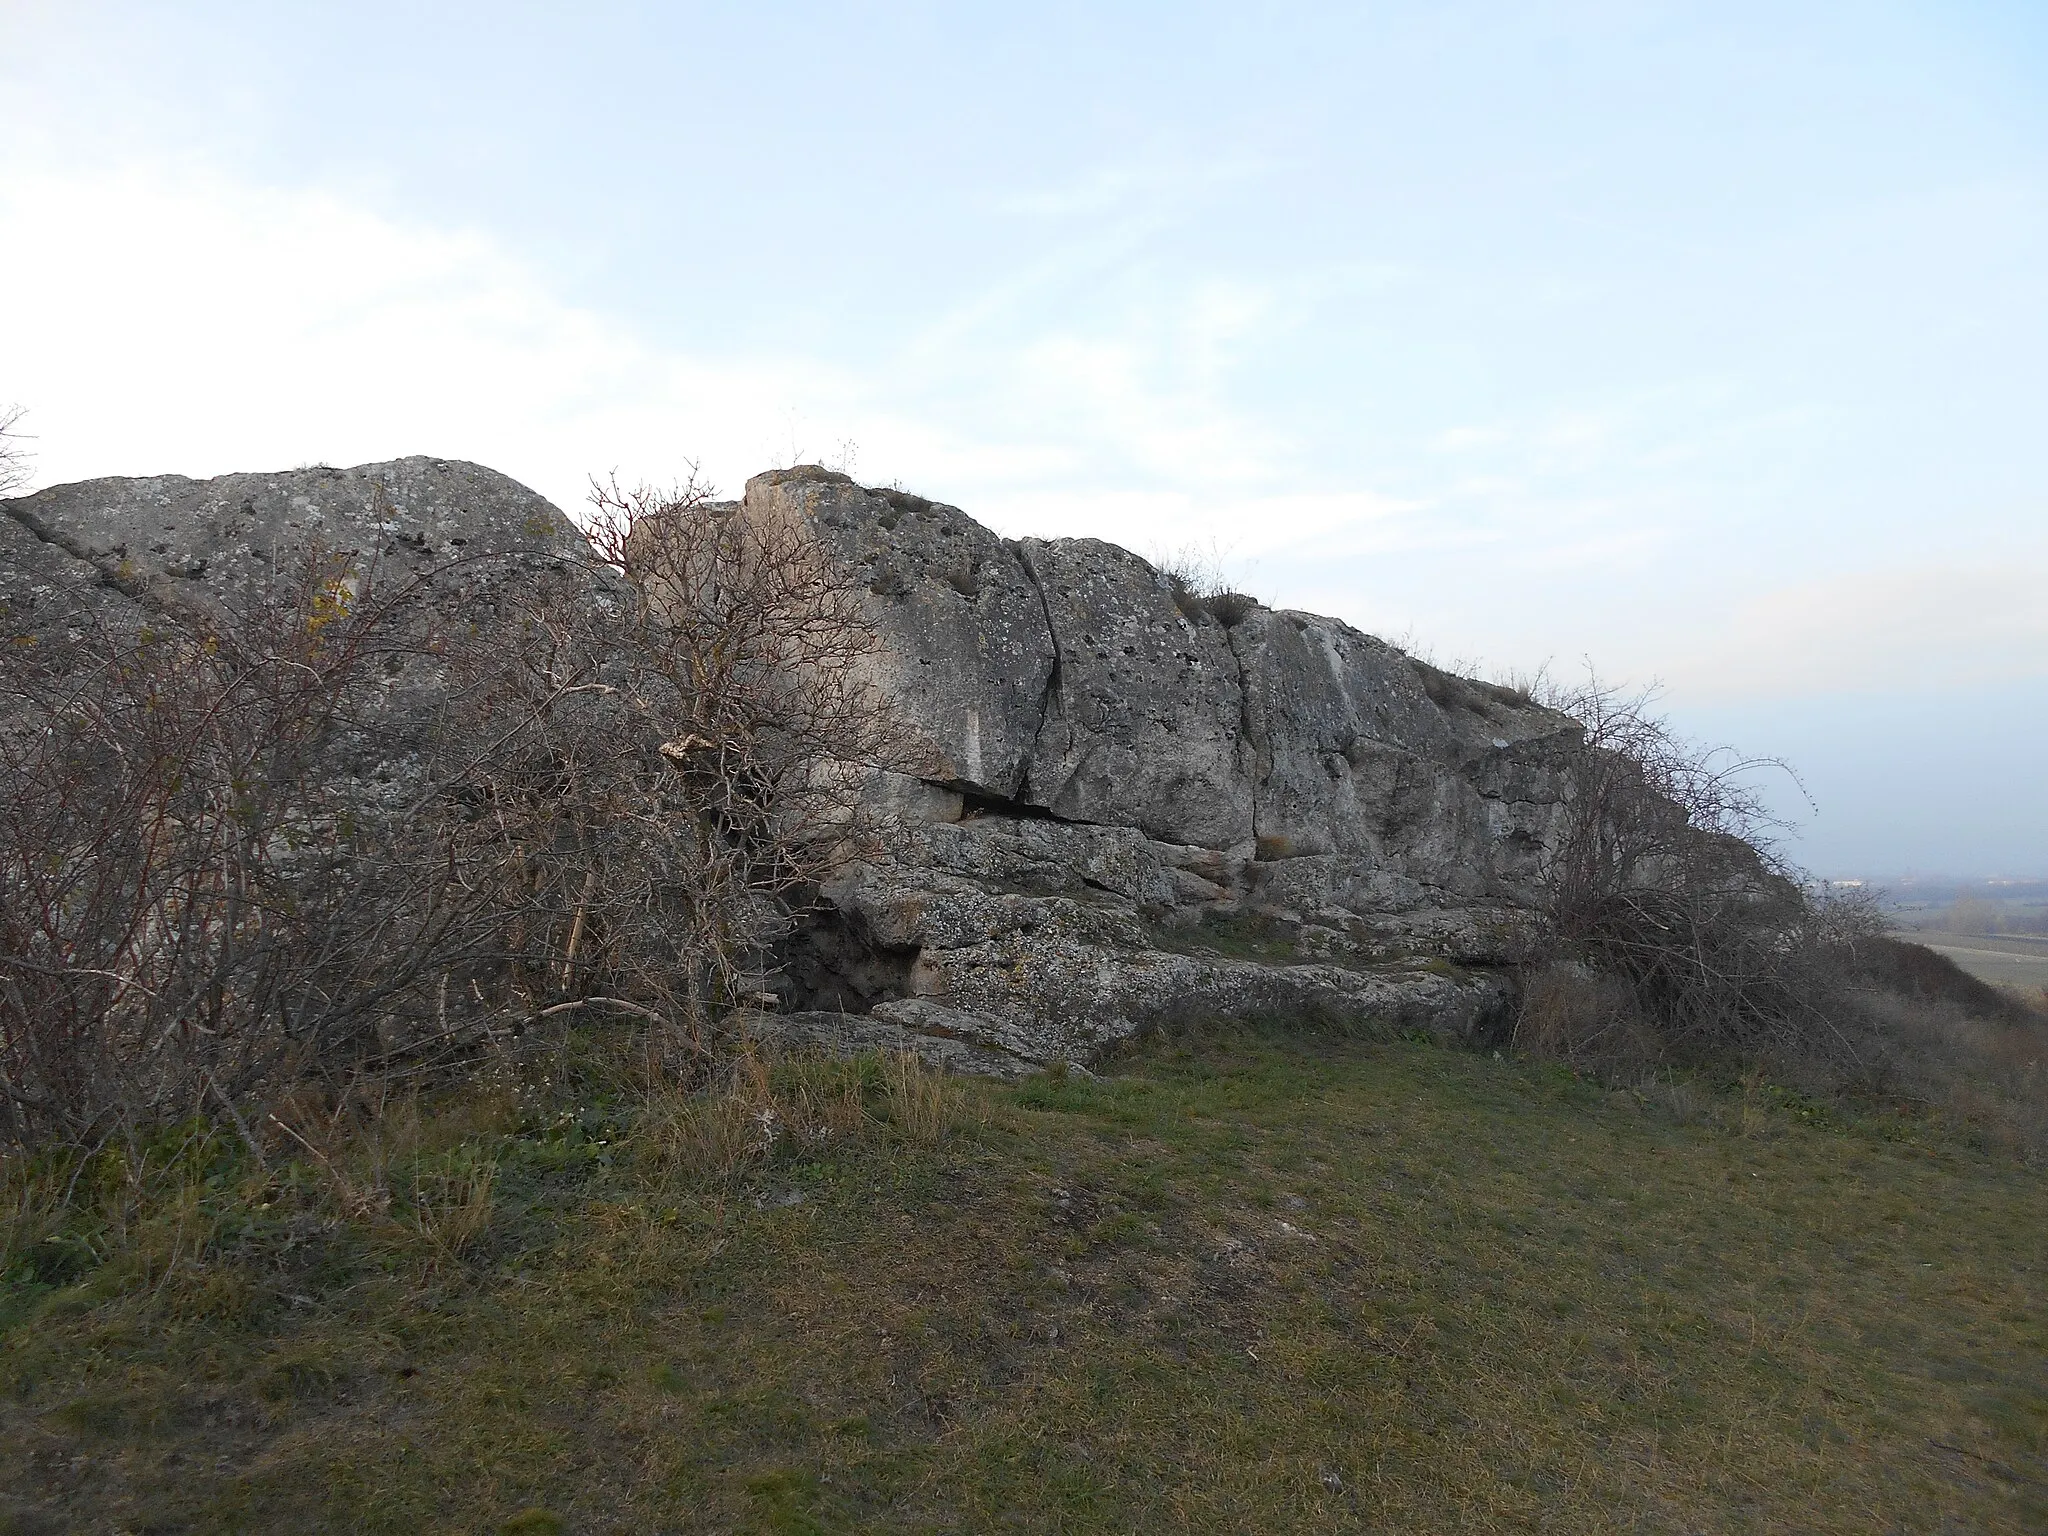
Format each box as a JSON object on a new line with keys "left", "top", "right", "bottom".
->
{"left": 1845, "top": 877, "right": 2048, "bottom": 996}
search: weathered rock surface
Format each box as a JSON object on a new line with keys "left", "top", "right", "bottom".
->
{"left": 1012, "top": 535, "right": 1255, "bottom": 848}
{"left": 746, "top": 468, "right": 1055, "bottom": 800}
{"left": 6, "top": 458, "right": 1583, "bottom": 1074}
{"left": 747, "top": 466, "right": 1583, "bottom": 1065}
{"left": 0, "top": 501, "right": 137, "bottom": 657}
{"left": 1, "top": 457, "right": 615, "bottom": 767}
{"left": 3, "top": 459, "right": 592, "bottom": 625}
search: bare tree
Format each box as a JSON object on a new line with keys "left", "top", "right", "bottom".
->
{"left": 566, "top": 474, "right": 919, "bottom": 1031}
{"left": 0, "top": 548, "right": 512, "bottom": 1148}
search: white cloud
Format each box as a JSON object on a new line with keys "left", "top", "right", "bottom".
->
{"left": 0, "top": 159, "right": 1298, "bottom": 532}
{"left": 0, "top": 162, "right": 901, "bottom": 512}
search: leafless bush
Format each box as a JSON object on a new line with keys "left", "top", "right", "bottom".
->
{"left": 1534, "top": 671, "right": 1884, "bottom": 1065}
{"left": 1521, "top": 664, "right": 2048, "bottom": 1124}
{"left": 0, "top": 405, "right": 31, "bottom": 497}
{"left": 1846, "top": 988, "right": 2047, "bottom": 1156}
{"left": 1514, "top": 963, "right": 1663, "bottom": 1075}
{"left": 0, "top": 473, "right": 911, "bottom": 1150}
{"left": 571, "top": 474, "right": 919, "bottom": 1032}
{"left": 0, "top": 550, "right": 509, "bottom": 1149}
{"left": 419, "top": 474, "right": 915, "bottom": 1061}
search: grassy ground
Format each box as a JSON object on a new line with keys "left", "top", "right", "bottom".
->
{"left": 2, "top": 1032, "right": 2043, "bottom": 1534}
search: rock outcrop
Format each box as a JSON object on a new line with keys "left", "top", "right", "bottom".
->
{"left": 2, "top": 458, "right": 592, "bottom": 613}
{"left": 745, "top": 468, "right": 1582, "bottom": 1072}
{"left": 4, "top": 458, "right": 1584, "bottom": 1076}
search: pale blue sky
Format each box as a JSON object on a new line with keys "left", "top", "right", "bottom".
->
{"left": 4, "top": 1, "right": 2044, "bottom": 874}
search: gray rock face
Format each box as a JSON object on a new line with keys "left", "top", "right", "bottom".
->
{"left": 0, "top": 502, "right": 135, "bottom": 657}
{"left": 3, "top": 458, "right": 592, "bottom": 620}
{"left": 745, "top": 469, "right": 1054, "bottom": 800}
{"left": 6, "top": 457, "right": 1584, "bottom": 1077}
{"left": 1, "top": 456, "right": 611, "bottom": 738}
{"left": 1233, "top": 612, "right": 1578, "bottom": 897}
{"left": 1014, "top": 536, "right": 1254, "bottom": 849}
{"left": 744, "top": 465, "right": 1585, "bottom": 1067}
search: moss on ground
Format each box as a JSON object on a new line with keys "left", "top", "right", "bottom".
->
{"left": 1, "top": 1035, "right": 2042, "bottom": 1533}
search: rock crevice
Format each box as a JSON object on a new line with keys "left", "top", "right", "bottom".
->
{"left": 1008, "top": 538, "right": 1067, "bottom": 805}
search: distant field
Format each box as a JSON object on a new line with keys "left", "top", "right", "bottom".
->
{"left": 1904, "top": 931, "right": 2048, "bottom": 994}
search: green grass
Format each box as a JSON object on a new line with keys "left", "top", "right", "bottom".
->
{"left": 1, "top": 1034, "right": 2043, "bottom": 1533}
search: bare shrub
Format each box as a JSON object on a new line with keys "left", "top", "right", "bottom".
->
{"left": 0, "top": 550, "right": 511, "bottom": 1149}
{"left": 1514, "top": 963, "right": 1663, "bottom": 1075}
{"left": 1844, "top": 988, "right": 2048, "bottom": 1157}
{"left": 0, "top": 470, "right": 912, "bottom": 1150}
{"left": 0, "top": 404, "right": 30, "bottom": 497}
{"left": 1534, "top": 671, "right": 1867, "bottom": 1063}
{"left": 1529, "top": 673, "right": 2042, "bottom": 1140}
{"left": 566, "top": 474, "right": 919, "bottom": 1036}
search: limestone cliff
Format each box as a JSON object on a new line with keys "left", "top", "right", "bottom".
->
{"left": 741, "top": 468, "right": 1581, "bottom": 1071}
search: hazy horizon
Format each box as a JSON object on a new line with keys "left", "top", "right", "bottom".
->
{"left": 4, "top": 1, "right": 2043, "bottom": 876}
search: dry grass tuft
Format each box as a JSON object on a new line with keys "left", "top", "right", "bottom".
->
{"left": 403, "top": 1149, "right": 498, "bottom": 1270}
{"left": 638, "top": 1047, "right": 878, "bottom": 1185}
{"left": 1514, "top": 963, "right": 1665, "bottom": 1074}
{"left": 880, "top": 1050, "right": 955, "bottom": 1143}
